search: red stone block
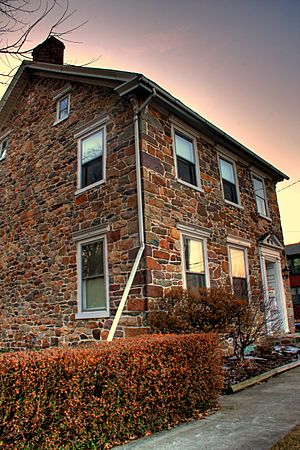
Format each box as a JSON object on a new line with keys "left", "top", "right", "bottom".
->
{"left": 127, "top": 299, "right": 145, "bottom": 311}
{"left": 124, "top": 327, "right": 149, "bottom": 338}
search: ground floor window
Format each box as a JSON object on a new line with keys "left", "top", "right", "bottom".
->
{"left": 183, "top": 236, "right": 207, "bottom": 289}
{"left": 228, "top": 246, "right": 248, "bottom": 300}
{"left": 75, "top": 233, "right": 109, "bottom": 319}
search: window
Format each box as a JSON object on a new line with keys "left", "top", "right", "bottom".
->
{"left": 288, "top": 256, "right": 300, "bottom": 275}
{"left": 78, "top": 127, "right": 105, "bottom": 190}
{"left": 174, "top": 130, "right": 199, "bottom": 187}
{"left": 229, "top": 246, "right": 248, "bottom": 299}
{"left": 0, "top": 138, "right": 8, "bottom": 161}
{"left": 219, "top": 157, "right": 239, "bottom": 204}
{"left": 253, "top": 176, "right": 268, "bottom": 216}
{"left": 56, "top": 95, "right": 70, "bottom": 122}
{"left": 76, "top": 235, "right": 109, "bottom": 318}
{"left": 291, "top": 287, "right": 300, "bottom": 304}
{"left": 183, "top": 237, "right": 207, "bottom": 289}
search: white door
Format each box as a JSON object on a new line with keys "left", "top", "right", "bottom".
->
{"left": 265, "top": 261, "right": 280, "bottom": 331}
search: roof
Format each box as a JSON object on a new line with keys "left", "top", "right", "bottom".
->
{"left": 0, "top": 60, "right": 288, "bottom": 181}
{"left": 286, "top": 243, "right": 300, "bottom": 256}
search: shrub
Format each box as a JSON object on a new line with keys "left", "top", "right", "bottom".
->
{"left": 230, "top": 295, "right": 281, "bottom": 360}
{"left": 0, "top": 333, "right": 223, "bottom": 449}
{"left": 149, "top": 287, "right": 244, "bottom": 335}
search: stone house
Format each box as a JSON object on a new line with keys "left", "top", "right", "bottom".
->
{"left": 0, "top": 38, "right": 294, "bottom": 349}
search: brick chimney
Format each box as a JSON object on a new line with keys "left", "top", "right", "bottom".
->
{"left": 32, "top": 36, "right": 65, "bottom": 65}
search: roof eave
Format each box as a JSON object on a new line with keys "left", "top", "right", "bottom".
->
{"left": 117, "top": 75, "right": 289, "bottom": 181}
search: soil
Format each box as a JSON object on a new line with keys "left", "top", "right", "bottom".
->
{"left": 223, "top": 352, "right": 298, "bottom": 393}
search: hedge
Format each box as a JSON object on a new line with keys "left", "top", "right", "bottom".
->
{"left": 0, "top": 333, "right": 223, "bottom": 449}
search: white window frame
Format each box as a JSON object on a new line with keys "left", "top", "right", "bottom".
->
{"left": 251, "top": 173, "right": 270, "bottom": 220}
{"left": 227, "top": 243, "right": 250, "bottom": 299}
{"left": 75, "top": 233, "right": 109, "bottom": 319}
{"left": 179, "top": 227, "right": 210, "bottom": 289}
{"left": 75, "top": 120, "right": 107, "bottom": 195}
{"left": 0, "top": 130, "right": 11, "bottom": 161}
{"left": 171, "top": 124, "right": 202, "bottom": 192}
{"left": 55, "top": 94, "right": 70, "bottom": 124}
{"left": 218, "top": 154, "right": 242, "bottom": 207}
{"left": 0, "top": 136, "right": 8, "bottom": 161}
{"left": 53, "top": 85, "right": 71, "bottom": 125}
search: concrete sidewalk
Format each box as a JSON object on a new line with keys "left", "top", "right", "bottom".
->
{"left": 116, "top": 366, "right": 300, "bottom": 450}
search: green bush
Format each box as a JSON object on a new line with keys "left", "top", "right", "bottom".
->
{"left": 0, "top": 333, "right": 223, "bottom": 449}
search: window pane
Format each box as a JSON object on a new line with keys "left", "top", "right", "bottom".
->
{"left": 82, "top": 156, "right": 103, "bottom": 187}
{"left": 0, "top": 139, "right": 7, "bottom": 159}
{"left": 253, "top": 177, "right": 263, "bottom": 196}
{"left": 229, "top": 247, "right": 246, "bottom": 278}
{"left": 175, "top": 133, "right": 195, "bottom": 163}
{"left": 186, "top": 273, "right": 206, "bottom": 290}
{"left": 256, "top": 196, "right": 267, "bottom": 216}
{"left": 177, "top": 157, "right": 197, "bottom": 186}
{"left": 253, "top": 177, "right": 267, "bottom": 215}
{"left": 220, "top": 159, "right": 235, "bottom": 183}
{"left": 84, "top": 277, "right": 106, "bottom": 310}
{"left": 82, "top": 131, "right": 103, "bottom": 164}
{"left": 82, "top": 241, "right": 103, "bottom": 279}
{"left": 185, "top": 239, "right": 205, "bottom": 273}
{"left": 223, "top": 179, "right": 238, "bottom": 203}
{"left": 58, "top": 97, "right": 69, "bottom": 119}
{"left": 233, "top": 277, "right": 248, "bottom": 300}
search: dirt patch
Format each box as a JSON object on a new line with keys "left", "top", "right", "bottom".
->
{"left": 223, "top": 353, "right": 298, "bottom": 392}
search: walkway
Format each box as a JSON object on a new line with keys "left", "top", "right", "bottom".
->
{"left": 117, "top": 366, "right": 300, "bottom": 450}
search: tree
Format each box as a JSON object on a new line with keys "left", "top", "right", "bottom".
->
{"left": 0, "top": 0, "right": 85, "bottom": 83}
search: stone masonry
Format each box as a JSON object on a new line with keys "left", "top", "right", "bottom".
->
{"left": 0, "top": 57, "right": 294, "bottom": 349}
{"left": 0, "top": 76, "right": 145, "bottom": 348}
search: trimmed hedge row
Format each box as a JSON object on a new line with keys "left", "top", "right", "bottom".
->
{"left": 0, "top": 333, "right": 223, "bottom": 449}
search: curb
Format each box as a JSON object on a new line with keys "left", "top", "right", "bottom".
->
{"left": 227, "top": 359, "right": 300, "bottom": 394}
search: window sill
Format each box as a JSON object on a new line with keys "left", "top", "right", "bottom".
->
{"left": 176, "top": 178, "right": 203, "bottom": 193}
{"left": 258, "top": 213, "right": 272, "bottom": 222}
{"left": 75, "top": 179, "right": 105, "bottom": 196}
{"left": 224, "top": 199, "right": 244, "bottom": 209}
{"left": 53, "top": 115, "right": 69, "bottom": 126}
{"left": 76, "top": 310, "right": 110, "bottom": 319}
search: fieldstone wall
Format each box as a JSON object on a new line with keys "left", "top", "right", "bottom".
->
{"left": 0, "top": 78, "right": 294, "bottom": 350}
{"left": 140, "top": 105, "right": 294, "bottom": 329}
{"left": 0, "top": 76, "right": 144, "bottom": 349}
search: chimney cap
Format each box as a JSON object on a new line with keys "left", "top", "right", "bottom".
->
{"left": 32, "top": 36, "right": 65, "bottom": 65}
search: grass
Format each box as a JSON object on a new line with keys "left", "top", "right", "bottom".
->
{"left": 271, "top": 425, "right": 300, "bottom": 449}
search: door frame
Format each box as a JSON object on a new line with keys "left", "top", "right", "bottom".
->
{"left": 259, "top": 245, "right": 289, "bottom": 332}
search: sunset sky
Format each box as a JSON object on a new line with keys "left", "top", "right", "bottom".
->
{"left": 1, "top": 0, "right": 299, "bottom": 244}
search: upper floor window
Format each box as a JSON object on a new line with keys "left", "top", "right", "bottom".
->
{"left": 0, "top": 138, "right": 8, "bottom": 161}
{"left": 252, "top": 175, "right": 268, "bottom": 217}
{"left": 219, "top": 157, "right": 239, "bottom": 205}
{"left": 56, "top": 95, "right": 70, "bottom": 122}
{"left": 183, "top": 236, "right": 207, "bottom": 289}
{"left": 173, "top": 129, "right": 200, "bottom": 189}
{"left": 77, "top": 127, "right": 106, "bottom": 191}
{"left": 228, "top": 246, "right": 248, "bottom": 300}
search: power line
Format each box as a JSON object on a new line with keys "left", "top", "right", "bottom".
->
{"left": 277, "top": 179, "right": 300, "bottom": 193}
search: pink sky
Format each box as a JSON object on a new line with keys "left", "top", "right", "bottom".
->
{"left": 1, "top": 0, "right": 299, "bottom": 243}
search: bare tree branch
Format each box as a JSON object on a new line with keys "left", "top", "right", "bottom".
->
{"left": 0, "top": 0, "right": 87, "bottom": 85}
